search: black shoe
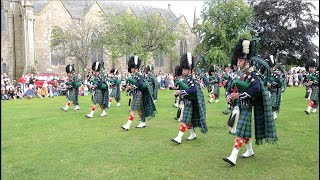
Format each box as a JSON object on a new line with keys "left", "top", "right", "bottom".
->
{"left": 241, "top": 154, "right": 254, "bottom": 158}
{"left": 121, "top": 126, "right": 129, "bottom": 131}
{"left": 170, "top": 138, "right": 181, "bottom": 144}
{"left": 187, "top": 137, "right": 197, "bottom": 141}
{"left": 222, "top": 157, "right": 235, "bottom": 166}
{"left": 304, "top": 110, "right": 310, "bottom": 115}
{"left": 174, "top": 117, "right": 178, "bottom": 120}
{"left": 223, "top": 111, "right": 230, "bottom": 115}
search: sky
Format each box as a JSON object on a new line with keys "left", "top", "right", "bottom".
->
{"left": 124, "top": 1, "right": 319, "bottom": 46}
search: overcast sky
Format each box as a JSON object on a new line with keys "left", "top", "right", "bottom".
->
{"left": 128, "top": 1, "right": 319, "bottom": 46}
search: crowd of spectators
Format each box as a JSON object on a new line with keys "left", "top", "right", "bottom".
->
{"left": 1, "top": 68, "right": 311, "bottom": 101}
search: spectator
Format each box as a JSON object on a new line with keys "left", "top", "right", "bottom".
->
{"left": 1, "top": 86, "right": 9, "bottom": 100}
{"left": 37, "top": 86, "right": 48, "bottom": 98}
{"left": 79, "top": 84, "right": 85, "bottom": 96}
{"left": 29, "top": 74, "right": 35, "bottom": 87}
{"left": 3, "top": 73, "right": 9, "bottom": 86}
{"left": 18, "top": 75, "right": 26, "bottom": 93}
{"left": 7, "top": 87, "right": 16, "bottom": 100}
{"left": 42, "top": 80, "right": 48, "bottom": 88}
{"left": 24, "top": 85, "right": 35, "bottom": 99}
{"left": 15, "top": 86, "right": 24, "bottom": 99}
{"left": 47, "top": 84, "right": 56, "bottom": 97}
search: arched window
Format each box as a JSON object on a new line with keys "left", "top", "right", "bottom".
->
{"left": 1, "top": 2, "right": 6, "bottom": 32}
{"left": 50, "top": 27, "right": 65, "bottom": 65}
{"left": 180, "top": 40, "right": 184, "bottom": 57}
{"left": 1, "top": 63, "right": 7, "bottom": 75}
{"left": 184, "top": 40, "right": 188, "bottom": 53}
{"left": 90, "top": 32, "right": 103, "bottom": 64}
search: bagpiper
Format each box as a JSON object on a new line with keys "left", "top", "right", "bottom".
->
{"left": 223, "top": 38, "right": 277, "bottom": 166}
{"left": 121, "top": 55, "right": 157, "bottom": 130}
{"left": 108, "top": 68, "right": 121, "bottom": 107}
{"left": 171, "top": 52, "right": 207, "bottom": 144}
{"left": 207, "top": 65, "right": 220, "bottom": 103}
{"left": 304, "top": 59, "right": 319, "bottom": 114}
{"left": 61, "top": 64, "right": 82, "bottom": 111}
{"left": 85, "top": 61, "right": 109, "bottom": 118}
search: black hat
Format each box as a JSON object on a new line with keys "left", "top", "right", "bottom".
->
{"left": 128, "top": 55, "right": 141, "bottom": 73}
{"left": 174, "top": 65, "right": 182, "bottom": 77}
{"left": 305, "top": 60, "right": 316, "bottom": 72}
{"left": 231, "top": 39, "right": 254, "bottom": 68}
{"left": 145, "top": 65, "right": 154, "bottom": 73}
{"left": 208, "top": 65, "right": 215, "bottom": 75}
{"left": 180, "top": 52, "right": 195, "bottom": 70}
{"left": 265, "top": 54, "right": 275, "bottom": 68}
{"left": 92, "top": 61, "right": 102, "bottom": 71}
{"left": 65, "top": 64, "right": 75, "bottom": 73}
{"left": 110, "top": 68, "right": 118, "bottom": 75}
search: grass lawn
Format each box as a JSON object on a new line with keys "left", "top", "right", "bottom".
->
{"left": 1, "top": 86, "right": 319, "bottom": 179}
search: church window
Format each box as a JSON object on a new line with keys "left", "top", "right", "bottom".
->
{"left": 180, "top": 40, "right": 183, "bottom": 57}
{"left": 180, "top": 40, "right": 188, "bottom": 56}
{"left": 50, "top": 27, "right": 65, "bottom": 65}
{"left": 1, "top": 63, "right": 7, "bottom": 75}
{"left": 90, "top": 32, "right": 104, "bottom": 64}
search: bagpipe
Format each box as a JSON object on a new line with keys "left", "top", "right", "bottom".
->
{"left": 193, "top": 53, "right": 209, "bottom": 86}
{"left": 126, "top": 76, "right": 148, "bottom": 91}
{"left": 90, "top": 61, "right": 108, "bottom": 90}
{"left": 107, "top": 78, "right": 121, "bottom": 86}
{"left": 173, "top": 80, "right": 197, "bottom": 101}
{"left": 65, "top": 71, "right": 82, "bottom": 89}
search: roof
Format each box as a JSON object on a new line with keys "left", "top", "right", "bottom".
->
{"left": 32, "top": 0, "right": 177, "bottom": 20}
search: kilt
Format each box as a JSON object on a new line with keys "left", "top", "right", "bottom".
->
{"left": 130, "top": 92, "right": 143, "bottom": 111}
{"left": 310, "top": 86, "right": 319, "bottom": 101}
{"left": 110, "top": 86, "right": 121, "bottom": 102}
{"left": 180, "top": 99, "right": 193, "bottom": 123}
{"left": 180, "top": 84, "right": 207, "bottom": 133}
{"left": 67, "top": 88, "right": 79, "bottom": 105}
{"left": 275, "top": 88, "right": 282, "bottom": 112}
{"left": 92, "top": 89, "right": 109, "bottom": 107}
{"left": 235, "top": 105, "right": 253, "bottom": 138}
{"left": 213, "top": 83, "right": 220, "bottom": 97}
{"left": 270, "top": 90, "right": 277, "bottom": 109}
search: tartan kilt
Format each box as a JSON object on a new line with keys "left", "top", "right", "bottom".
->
{"left": 110, "top": 86, "right": 121, "bottom": 102}
{"left": 213, "top": 83, "right": 220, "bottom": 96}
{"left": 110, "top": 87, "right": 117, "bottom": 98}
{"left": 235, "top": 105, "right": 253, "bottom": 138}
{"left": 180, "top": 99, "right": 193, "bottom": 123}
{"left": 310, "top": 86, "right": 319, "bottom": 100}
{"left": 180, "top": 84, "right": 207, "bottom": 133}
{"left": 275, "top": 88, "right": 282, "bottom": 112}
{"left": 67, "top": 89, "right": 76, "bottom": 101}
{"left": 270, "top": 90, "right": 277, "bottom": 108}
{"left": 130, "top": 92, "right": 143, "bottom": 111}
{"left": 92, "top": 89, "right": 109, "bottom": 106}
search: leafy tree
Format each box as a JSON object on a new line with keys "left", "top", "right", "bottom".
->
{"left": 50, "top": 20, "right": 104, "bottom": 80}
{"left": 195, "top": 0, "right": 254, "bottom": 68}
{"left": 101, "top": 5, "right": 184, "bottom": 66}
{"left": 252, "top": 0, "right": 319, "bottom": 66}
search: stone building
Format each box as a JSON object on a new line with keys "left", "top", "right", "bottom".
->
{"left": 1, "top": 0, "right": 198, "bottom": 80}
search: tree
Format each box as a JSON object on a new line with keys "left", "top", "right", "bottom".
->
{"left": 252, "top": 0, "right": 319, "bottom": 66}
{"left": 101, "top": 5, "right": 184, "bottom": 66}
{"left": 195, "top": 0, "right": 254, "bottom": 68}
{"left": 50, "top": 20, "right": 104, "bottom": 80}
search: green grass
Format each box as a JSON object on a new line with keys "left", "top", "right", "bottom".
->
{"left": 1, "top": 87, "right": 319, "bottom": 179}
